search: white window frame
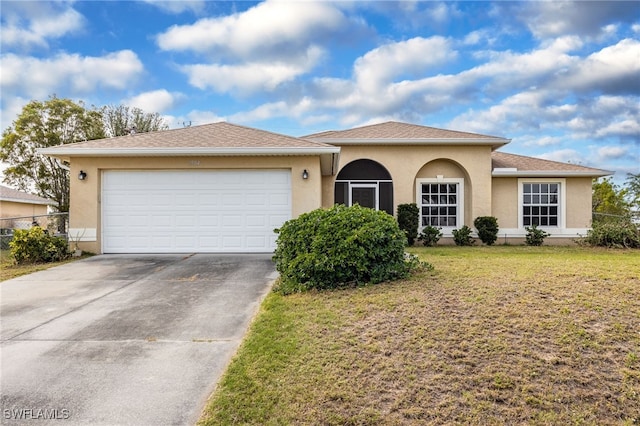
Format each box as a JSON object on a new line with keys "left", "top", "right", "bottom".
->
{"left": 416, "top": 178, "right": 464, "bottom": 233}
{"left": 518, "top": 178, "right": 565, "bottom": 230}
{"left": 349, "top": 183, "right": 379, "bottom": 211}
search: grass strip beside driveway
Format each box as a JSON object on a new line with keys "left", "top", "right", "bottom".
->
{"left": 200, "top": 246, "right": 640, "bottom": 425}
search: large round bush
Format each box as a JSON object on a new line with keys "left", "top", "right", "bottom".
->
{"left": 273, "top": 204, "right": 412, "bottom": 293}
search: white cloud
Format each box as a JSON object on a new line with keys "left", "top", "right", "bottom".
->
{"left": 514, "top": 1, "right": 638, "bottom": 39}
{"left": 181, "top": 46, "right": 324, "bottom": 93}
{"left": 0, "top": 3, "right": 85, "bottom": 49}
{"left": 354, "top": 37, "right": 457, "bottom": 93}
{"left": 597, "top": 145, "right": 629, "bottom": 160}
{"left": 0, "top": 96, "right": 30, "bottom": 132}
{"left": 539, "top": 149, "right": 586, "bottom": 165}
{"left": 123, "top": 89, "right": 181, "bottom": 114}
{"left": 0, "top": 51, "right": 144, "bottom": 99}
{"left": 559, "top": 38, "right": 640, "bottom": 94}
{"left": 156, "top": 0, "right": 348, "bottom": 60}
{"left": 522, "top": 135, "right": 563, "bottom": 148}
{"left": 141, "top": 0, "right": 205, "bottom": 14}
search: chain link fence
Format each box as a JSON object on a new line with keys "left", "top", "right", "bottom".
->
{"left": 0, "top": 213, "right": 69, "bottom": 250}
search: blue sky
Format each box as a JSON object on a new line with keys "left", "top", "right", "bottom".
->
{"left": 1, "top": 1, "right": 639, "bottom": 182}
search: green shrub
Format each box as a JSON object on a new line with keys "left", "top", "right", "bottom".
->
{"left": 418, "top": 225, "right": 443, "bottom": 247}
{"left": 273, "top": 204, "right": 424, "bottom": 294}
{"left": 474, "top": 216, "right": 499, "bottom": 245}
{"left": 452, "top": 225, "right": 475, "bottom": 246}
{"left": 397, "top": 203, "right": 419, "bottom": 246}
{"left": 581, "top": 220, "right": 640, "bottom": 248}
{"left": 9, "top": 226, "right": 70, "bottom": 264}
{"left": 525, "top": 224, "right": 550, "bottom": 246}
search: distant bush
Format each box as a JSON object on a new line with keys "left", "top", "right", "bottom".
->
{"left": 9, "top": 226, "right": 70, "bottom": 264}
{"left": 452, "top": 225, "right": 475, "bottom": 246}
{"left": 580, "top": 220, "right": 639, "bottom": 248}
{"left": 418, "top": 225, "right": 443, "bottom": 247}
{"left": 525, "top": 224, "right": 550, "bottom": 246}
{"left": 273, "top": 204, "right": 428, "bottom": 294}
{"left": 474, "top": 216, "right": 499, "bottom": 245}
{"left": 397, "top": 203, "right": 419, "bottom": 246}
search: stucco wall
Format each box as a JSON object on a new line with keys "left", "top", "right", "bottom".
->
{"left": 0, "top": 201, "right": 48, "bottom": 219}
{"left": 67, "top": 155, "right": 322, "bottom": 253}
{"left": 491, "top": 176, "right": 594, "bottom": 239}
{"left": 321, "top": 144, "right": 493, "bottom": 227}
{"left": 491, "top": 178, "right": 519, "bottom": 229}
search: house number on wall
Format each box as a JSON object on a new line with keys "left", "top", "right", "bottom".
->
{"left": 189, "top": 160, "right": 201, "bottom": 166}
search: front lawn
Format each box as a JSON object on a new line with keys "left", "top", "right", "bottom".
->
{"left": 199, "top": 246, "right": 640, "bottom": 425}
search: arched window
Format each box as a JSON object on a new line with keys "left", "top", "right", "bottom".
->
{"left": 334, "top": 159, "right": 394, "bottom": 215}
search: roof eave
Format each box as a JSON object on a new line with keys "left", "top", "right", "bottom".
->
{"left": 311, "top": 138, "right": 510, "bottom": 148}
{"left": 38, "top": 147, "right": 342, "bottom": 176}
{"left": 492, "top": 170, "right": 612, "bottom": 178}
{"left": 38, "top": 146, "right": 341, "bottom": 157}
{"left": 0, "top": 197, "right": 55, "bottom": 206}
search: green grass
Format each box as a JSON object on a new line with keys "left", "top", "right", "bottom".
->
{"left": 199, "top": 246, "right": 640, "bottom": 425}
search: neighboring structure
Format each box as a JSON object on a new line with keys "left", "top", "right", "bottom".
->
{"left": 0, "top": 185, "right": 55, "bottom": 227}
{"left": 39, "top": 121, "right": 610, "bottom": 254}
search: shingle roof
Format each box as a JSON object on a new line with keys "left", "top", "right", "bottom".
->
{"left": 42, "top": 121, "right": 333, "bottom": 151}
{"left": 0, "top": 185, "right": 54, "bottom": 205}
{"left": 304, "top": 121, "right": 508, "bottom": 142}
{"left": 492, "top": 152, "right": 610, "bottom": 177}
{"left": 39, "top": 121, "right": 341, "bottom": 176}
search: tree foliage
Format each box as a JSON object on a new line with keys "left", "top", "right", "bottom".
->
{"left": 592, "top": 177, "right": 630, "bottom": 222}
{"left": 1, "top": 97, "right": 169, "bottom": 213}
{"left": 625, "top": 173, "right": 640, "bottom": 213}
{"left": 102, "top": 104, "right": 169, "bottom": 137}
{"left": 0, "top": 97, "right": 105, "bottom": 212}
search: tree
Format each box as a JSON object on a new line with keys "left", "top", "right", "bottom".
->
{"left": 102, "top": 105, "right": 169, "bottom": 137}
{"left": 592, "top": 177, "right": 630, "bottom": 222}
{"left": 0, "top": 97, "right": 105, "bottom": 213}
{"left": 625, "top": 173, "right": 640, "bottom": 213}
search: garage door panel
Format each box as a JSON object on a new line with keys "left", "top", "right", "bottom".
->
{"left": 102, "top": 170, "right": 291, "bottom": 253}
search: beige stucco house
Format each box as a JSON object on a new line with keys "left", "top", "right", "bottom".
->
{"left": 39, "top": 121, "right": 610, "bottom": 253}
{"left": 0, "top": 185, "right": 55, "bottom": 228}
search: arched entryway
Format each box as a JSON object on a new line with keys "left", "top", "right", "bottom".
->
{"left": 334, "top": 159, "right": 393, "bottom": 215}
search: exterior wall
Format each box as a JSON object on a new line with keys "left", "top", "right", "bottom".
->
{"left": 491, "top": 178, "right": 519, "bottom": 229}
{"left": 68, "top": 155, "right": 322, "bottom": 254}
{"left": 321, "top": 144, "right": 493, "bottom": 228}
{"left": 491, "top": 175, "right": 593, "bottom": 242}
{"left": 0, "top": 201, "right": 48, "bottom": 219}
{"left": 566, "top": 177, "right": 593, "bottom": 228}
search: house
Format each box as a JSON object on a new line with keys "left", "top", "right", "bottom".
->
{"left": 0, "top": 185, "right": 55, "bottom": 228}
{"left": 39, "top": 121, "right": 610, "bottom": 254}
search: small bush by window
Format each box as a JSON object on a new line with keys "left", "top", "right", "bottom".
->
{"left": 273, "top": 204, "right": 429, "bottom": 294}
{"left": 525, "top": 224, "right": 550, "bottom": 246}
{"left": 418, "top": 225, "right": 443, "bottom": 247}
{"left": 474, "top": 216, "right": 499, "bottom": 245}
{"left": 452, "top": 225, "right": 475, "bottom": 246}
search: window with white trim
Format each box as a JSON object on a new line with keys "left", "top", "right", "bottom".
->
{"left": 518, "top": 179, "right": 565, "bottom": 230}
{"left": 417, "top": 178, "right": 464, "bottom": 229}
{"left": 522, "top": 182, "right": 560, "bottom": 227}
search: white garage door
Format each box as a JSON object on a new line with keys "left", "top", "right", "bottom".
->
{"left": 102, "top": 170, "right": 291, "bottom": 253}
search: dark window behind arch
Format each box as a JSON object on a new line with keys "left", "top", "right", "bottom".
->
{"left": 334, "top": 159, "right": 394, "bottom": 215}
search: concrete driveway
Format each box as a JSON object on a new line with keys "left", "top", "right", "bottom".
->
{"left": 1, "top": 254, "right": 277, "bottom": 425}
